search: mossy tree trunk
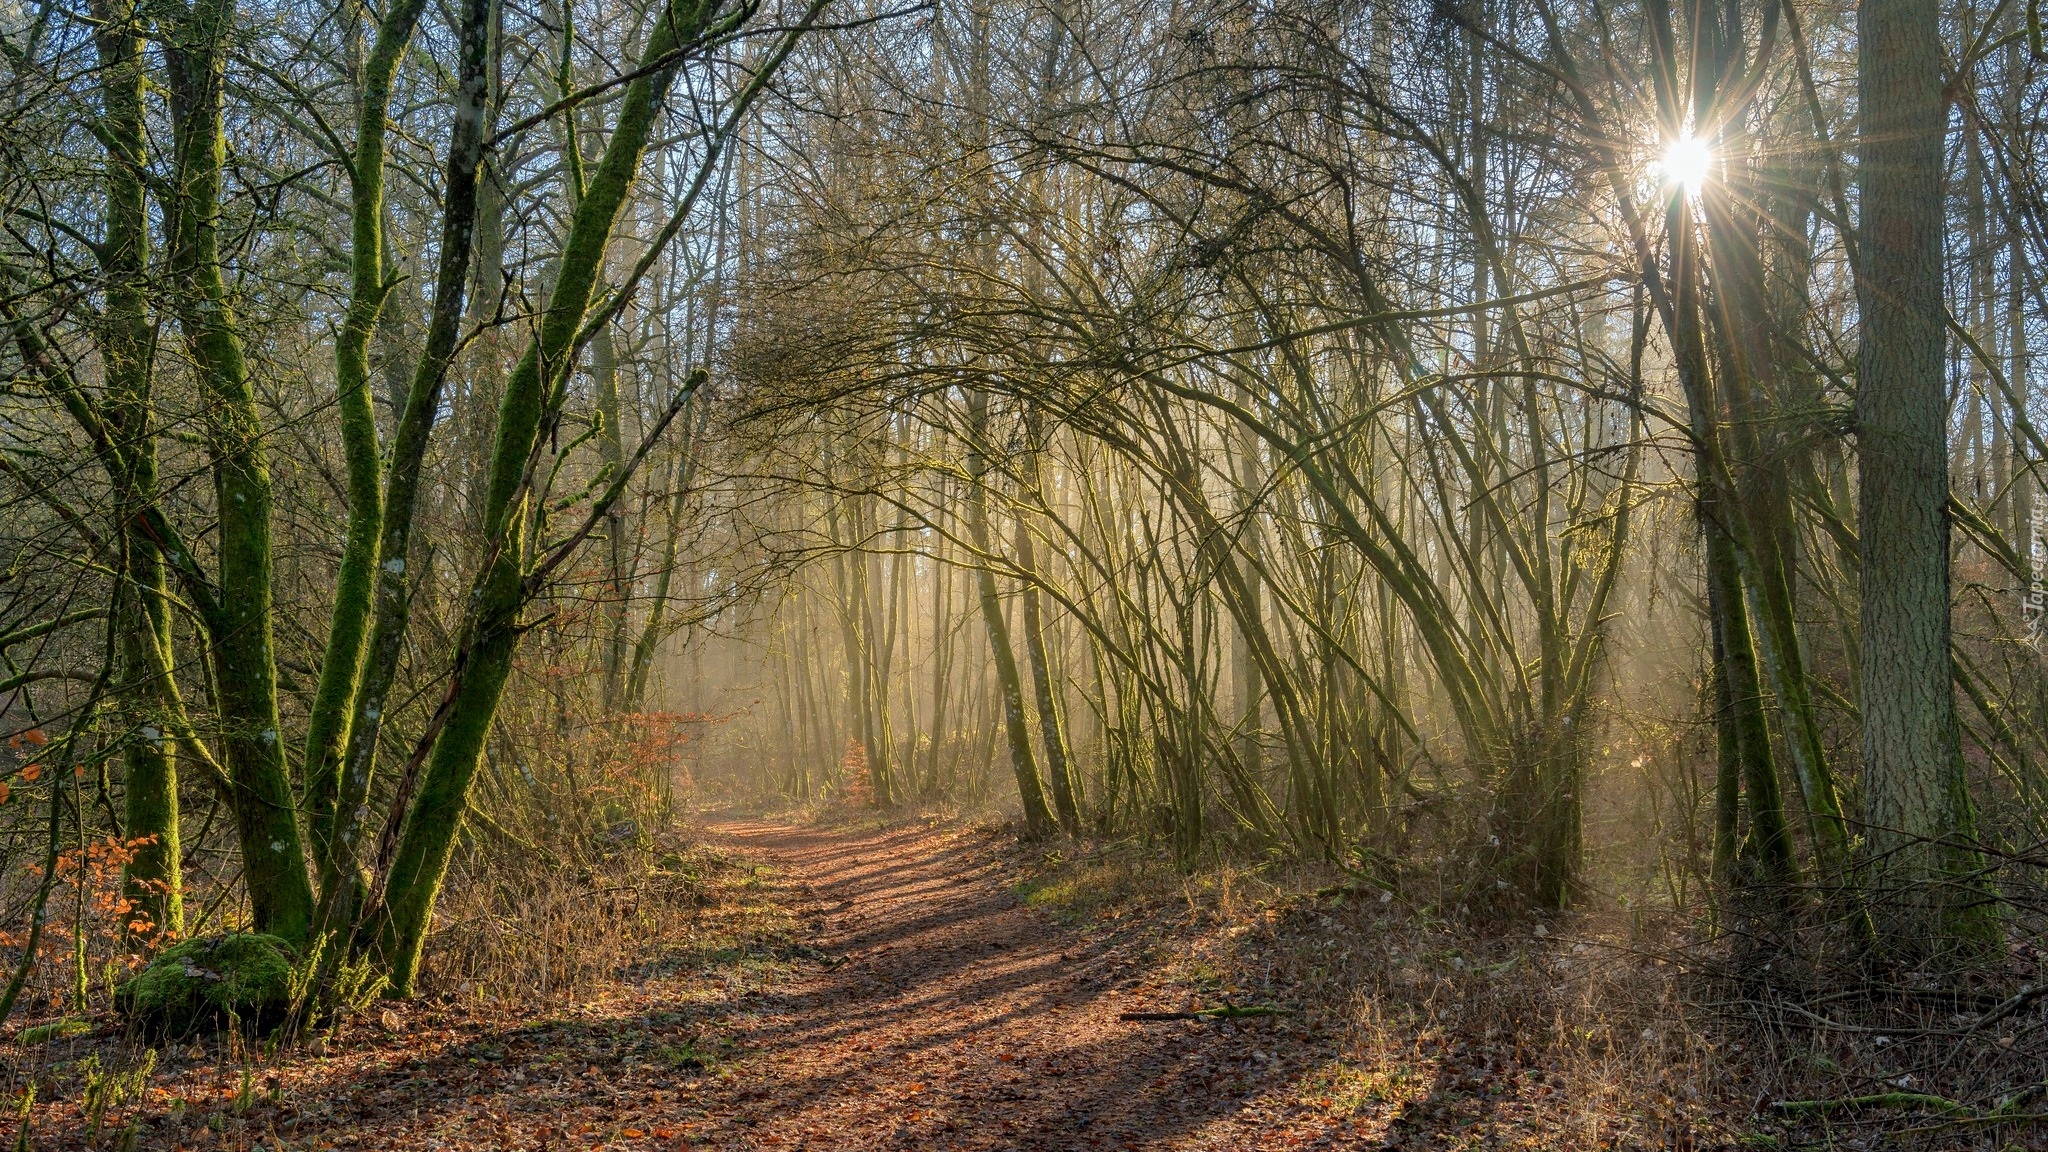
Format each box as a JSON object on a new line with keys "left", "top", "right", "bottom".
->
{"left": 96, "top": 0, "right": 180, "bottom": 938}
{"left": 303, "top": 0, "right": 434, "bottom": 868}
{"left": 1636, "top": 0, "right": 1820, "bottom": 911}
{"left": 1670, "top": 175, "right": 1802, "bottom": 898}
{"left": 1688, "top": 2, "right": 1814, "bottom": 898}
{"left": 318, "top": 0, "right": 494, "bottom": 940}
{"left": 160, "top": 0, "right": 315, "bottom": 944}
{"left": 369, "top": 0, "right": 740, "bottom": 993}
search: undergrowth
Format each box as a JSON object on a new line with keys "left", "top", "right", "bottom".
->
{"left": 1005, "top": 833, "right": 2048, "bottom": 1151}
{"left": 0, "top": 814, "right": 789, "bottom": 1148}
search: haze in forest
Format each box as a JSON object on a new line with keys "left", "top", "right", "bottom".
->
{"left": 0, "top": 0, "right": 2045, "bottom": 1144}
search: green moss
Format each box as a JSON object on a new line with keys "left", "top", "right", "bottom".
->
{"left": 17, "top": 1016, "right": 92, "bottom": 1045}
{"left": 1014, "top": 849, "right": 1163, "bottom": 924}
{"left": 114, "top": 933, "right": 297, "bottom": 1036}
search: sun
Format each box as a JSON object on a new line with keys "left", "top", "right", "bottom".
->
{"left": 1660, "top": 133, "right": 1712, "bottom": 194}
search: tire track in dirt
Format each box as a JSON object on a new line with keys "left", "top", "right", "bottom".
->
{"left": 691, "top": 818, "right": 1351, "bottom": 1151}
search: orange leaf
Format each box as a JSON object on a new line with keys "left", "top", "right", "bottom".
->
{"left": 21, "top": 728, "right": 46, "bottom": 746}
{"left": 20, "top": 763, "right": 40, "bottom": 782}
{"left": 0, "top": 781, "right": 10, "bottom": 804}
{"left": 624, "top": 1129, "right": 645, "bottom": 1138}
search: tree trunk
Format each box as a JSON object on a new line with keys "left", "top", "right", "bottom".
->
{"left": 372, "top": 0, "right": 726, "bottom": 992}
{"left": 96, "top": 0, "right": 180, "bottom": 938}
{"left": 965, "top": 390, "right": 1056, "bottom": 838}
{"left": 595, "top": 322, "right": 631, "bottom": 713}
{"left": 1014, "top": 429, "right": 1078, "bottom": 834}
{"left": 1856, "top": 0, "right": 1999, "bottom": 960}
{"left": 161, "top": 0, "right": 315, "bottom": 943}
{"left": 305, "top": 0, "right": 432, "bottom": 870}
{"left": 625, "top": 410, "right": 703, "bottom": 712}
{"left": 319, "top": 0, "right": 492, "bottom": 940}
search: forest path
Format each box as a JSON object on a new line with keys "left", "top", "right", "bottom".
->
{"left": 50, "top": 814, "right": 1358, "bottom": 1151}
{"left": 689, "top": 816, "right": 1341, "bottom": 1151}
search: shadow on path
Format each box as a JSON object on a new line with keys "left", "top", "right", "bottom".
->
{"left": 679, "top": 819, "right": 1356, "bottom": 1151}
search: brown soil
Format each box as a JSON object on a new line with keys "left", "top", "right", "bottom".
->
{"left": 683, "top": 817, "right": 1345, "bottom": 1150}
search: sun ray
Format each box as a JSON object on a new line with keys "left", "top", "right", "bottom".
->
{"left": 1661, "top": 133, "right": 1713, "bottom": 194}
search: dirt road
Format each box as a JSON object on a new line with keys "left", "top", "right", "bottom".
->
{"left": 688, "top": 818, "right": 1343, "bottom": 1150}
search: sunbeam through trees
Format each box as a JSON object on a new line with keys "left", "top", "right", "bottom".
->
{"left": 1, "top": 0, "right": 2047, "bottom": 1145}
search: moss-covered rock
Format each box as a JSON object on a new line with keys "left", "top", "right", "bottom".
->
{"left": 114, "top": 933, "right": 298, "bottom": 1037}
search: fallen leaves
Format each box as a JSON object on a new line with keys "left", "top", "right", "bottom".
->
{"left": 5, "top": 816, "right": 1746, "bottom": 1151}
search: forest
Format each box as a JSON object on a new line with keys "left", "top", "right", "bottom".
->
{"left": 0, "top": 0, "right": 2045, "bottom": 1144}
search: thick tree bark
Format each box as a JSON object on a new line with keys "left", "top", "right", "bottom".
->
{"left": 1856, "top": 0, "right": 1998, "bottom": 960}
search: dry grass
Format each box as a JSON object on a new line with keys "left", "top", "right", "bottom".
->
{"left": 999, "top": 838, "right": 1789, "bottom": 1149}
{"left": 7, "top": 798, "right": 2044, "bottom": 1150}
{"left": 0, "top": 817, "right": 811, "bottom": 1149}
{"left": 422, "top": 836, "right": 729, "bottom": 1003}
{"left": 1006, "top": 831, "right": 2048, "bottom": 1150}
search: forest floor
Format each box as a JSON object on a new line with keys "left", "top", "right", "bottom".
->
{"left": 14, "top": 811, "right": 1961, "bottom": 1150}
{"left": 652, "top": 815, "right": 1374, "bottom": 1150}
